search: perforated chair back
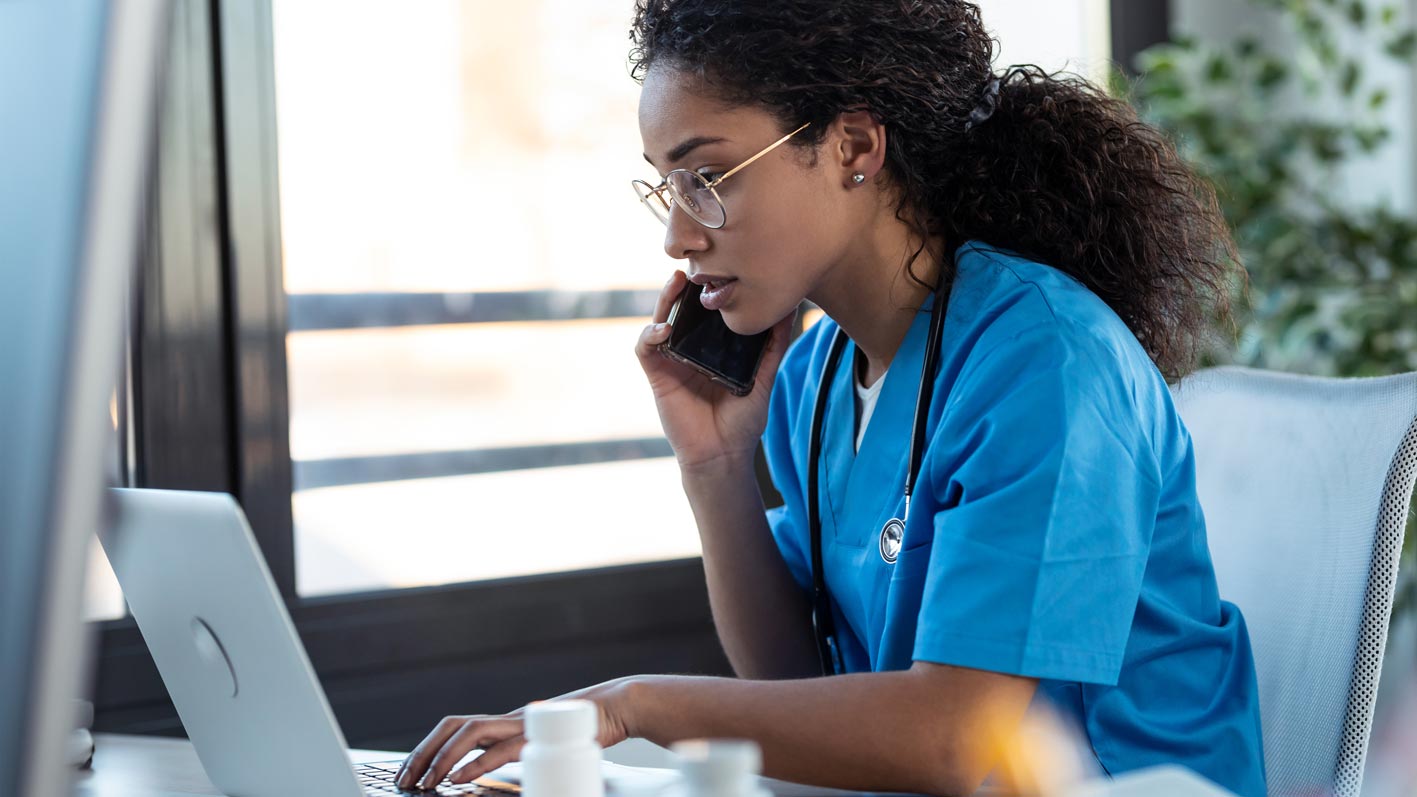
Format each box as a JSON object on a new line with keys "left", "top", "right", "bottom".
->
{"left": 1172, "top": 367, "right": 1417, "bottom": 797}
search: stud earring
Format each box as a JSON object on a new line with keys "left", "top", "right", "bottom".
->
{"left": 851, "top": 173, "right": 866, "bottom": 184}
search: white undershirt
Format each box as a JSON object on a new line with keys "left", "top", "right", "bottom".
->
{"left": 854, "top": 354, "right": 887, "bottom": 453}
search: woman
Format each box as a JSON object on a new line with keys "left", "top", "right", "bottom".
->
{"left": 396, "top": 2, "right": 1266, "bottom": 794}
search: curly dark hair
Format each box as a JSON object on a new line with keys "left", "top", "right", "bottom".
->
{"left": 629, "top": 0, "right": 1240, "bottom": 381}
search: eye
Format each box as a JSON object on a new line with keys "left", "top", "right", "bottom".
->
{"left": 697, "top": 170, "right": 726, "bottom": 184}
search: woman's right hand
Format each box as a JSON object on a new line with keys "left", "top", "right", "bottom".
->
{"left": 635, "top": 270, "right": 797, "bottom": 473}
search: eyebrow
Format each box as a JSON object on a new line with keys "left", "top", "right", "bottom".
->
{"left": 643, "top": 136, "right": 727, "bottom": 168}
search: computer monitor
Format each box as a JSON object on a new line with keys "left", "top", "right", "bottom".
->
{"left": 0, "top": 2, "right": 168, "bottom": 795}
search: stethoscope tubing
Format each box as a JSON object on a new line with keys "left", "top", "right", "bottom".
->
{"left": 805, "top": 284, "right": 949, "bottom": 676}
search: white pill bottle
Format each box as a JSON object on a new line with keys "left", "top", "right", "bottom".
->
{"left": 521, "top": 700, "right": 605, "bottom": 797}
{"left": 670, "top": 739, "right": 772, "bottom": 797}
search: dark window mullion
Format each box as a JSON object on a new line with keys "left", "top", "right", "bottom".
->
{"left": 134, "top": 0, "right": 234, "bottom": 497}
{"left": 1110, "top": 0, "right": 1171, "bottom": 75}
{"left": 211, "top": 0, "right": 297, "bottom": 598}
{"left": 293, "top": 438, "right": 676, "bottom": 491}
{"left": 287, "top": 289, "right": 663, "bottom": 331}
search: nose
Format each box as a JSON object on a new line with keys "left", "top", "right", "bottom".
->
{"left": 663, "top": 205, "right": 710, "bottom": 261}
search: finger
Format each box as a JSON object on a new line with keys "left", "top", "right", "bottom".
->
{"left": 449, "top": 736, "right": 528, "bottom": 784}
{"left": 420, "top": 718, "right": 524, "bottom": 790}
{"left": 652, "top": 270, "right": 687, "bottom": 325}
{"left": 634, "top": 321, "right": 674, "bottom": 364}
{"left": 397, "top": 716, "right": 466, "bottom": 789}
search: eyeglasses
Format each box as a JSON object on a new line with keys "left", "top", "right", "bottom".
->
{"left": 632, "top": 122, "right": 811, "bottom": 229}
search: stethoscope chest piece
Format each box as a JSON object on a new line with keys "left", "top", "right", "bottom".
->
{"left": 879, "top": 517, "right": 904, "bottom": 564}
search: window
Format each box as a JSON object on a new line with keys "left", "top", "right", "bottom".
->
{"left": 985, "top": 0, "right": 1113, "bottom": 84}
{"left": 271, "top": 1, "right": 699, "bottom": 596}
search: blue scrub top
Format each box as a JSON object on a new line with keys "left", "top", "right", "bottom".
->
{"left": 762, "top": 242, "right": 1266, "bottom": 797}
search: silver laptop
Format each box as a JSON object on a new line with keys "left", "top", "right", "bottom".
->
{"left": 100, "top": 487, "right": 519, "bottom": 797}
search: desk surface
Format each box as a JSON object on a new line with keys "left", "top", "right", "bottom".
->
{"left": 69, "top": 733, "right": 871, "bottom": 797}
{"left": 73, "top": 733, "right": 404, "bottom": 796}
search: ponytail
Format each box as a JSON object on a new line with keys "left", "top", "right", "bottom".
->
{"left": 930, "top": 66, "right": 1238, "bottom": 380}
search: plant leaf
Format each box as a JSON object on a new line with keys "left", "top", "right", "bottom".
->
{"left": 1257, "top": 59, "right": 1289, "bottom": 90}
{"left": 1348, "top": 1, "right": 1367, "bottom": 26}
{"left": 1386, "top": 29, "right": 1417, "bottom": 58}
{"left": 1341, "top": 60, "right": 1362, "bottom": 96}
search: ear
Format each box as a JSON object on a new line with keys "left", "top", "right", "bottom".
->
{"left": 831, "top": 109, "right": 887, "bottom": 188}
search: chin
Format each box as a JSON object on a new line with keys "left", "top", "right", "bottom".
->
{"left": 718, "top": 307, "right": 773, "bottom": 337}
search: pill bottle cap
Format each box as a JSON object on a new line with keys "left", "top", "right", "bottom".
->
{"left": 671, "top": 739, "right": 762, "bottom": 790}
{"left": 525, "top": 700, "right": 597, "bottom": 744}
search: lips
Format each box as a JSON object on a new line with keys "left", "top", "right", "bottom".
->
{"left": 687, "top": 271, "right": 739, "bottom": 311}
{"left": 698, "top": 277, "right": 737, "bottom": 311}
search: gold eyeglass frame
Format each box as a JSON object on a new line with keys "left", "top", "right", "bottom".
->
{"left": 632, "top": 122, "right": 811, "bottom": 230}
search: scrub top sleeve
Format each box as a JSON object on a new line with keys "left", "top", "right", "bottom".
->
{"left": 913, "top": 327, "right": 1161, "bottom": 686}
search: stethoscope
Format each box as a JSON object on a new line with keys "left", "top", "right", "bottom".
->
{"left": 807, "top": 283, "right": 949, "bottom": 676}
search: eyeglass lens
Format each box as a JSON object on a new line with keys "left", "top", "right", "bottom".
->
{"left": 633, "top": 172, "right": 725, "bottom": 229}
{"left": 665, "top": 171, "right": 724, "bottom": 228}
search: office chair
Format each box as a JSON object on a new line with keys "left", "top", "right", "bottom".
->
{"left": 1172, "top": 366, "right": 1417, "bottom": 797}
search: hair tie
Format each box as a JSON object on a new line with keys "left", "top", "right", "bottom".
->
{"left": 964, "top": 77, "right": 1002, "bottom": 132}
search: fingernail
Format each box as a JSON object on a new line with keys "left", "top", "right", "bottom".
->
{"left": 653, "top": 323, "right": 668, "bottom": 334}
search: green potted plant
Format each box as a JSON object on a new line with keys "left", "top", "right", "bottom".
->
{"left": 1126, "top": 0, "right": 1416, "bottom": 615}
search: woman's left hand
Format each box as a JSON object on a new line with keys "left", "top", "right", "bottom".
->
{"left": 394, "top": 676, "right": 639, "bottom": 790}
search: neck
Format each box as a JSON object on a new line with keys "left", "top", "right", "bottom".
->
{"left": 810, "top": 218, "right": 945, "bottom": 386}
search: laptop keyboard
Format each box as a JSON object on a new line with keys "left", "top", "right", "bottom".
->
{"left": 356, "top": 762, "right": 521, "bottom": 796}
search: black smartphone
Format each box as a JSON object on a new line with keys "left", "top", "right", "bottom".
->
{"left": 658, "top": 281, "right": 771, "bottom": 397}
